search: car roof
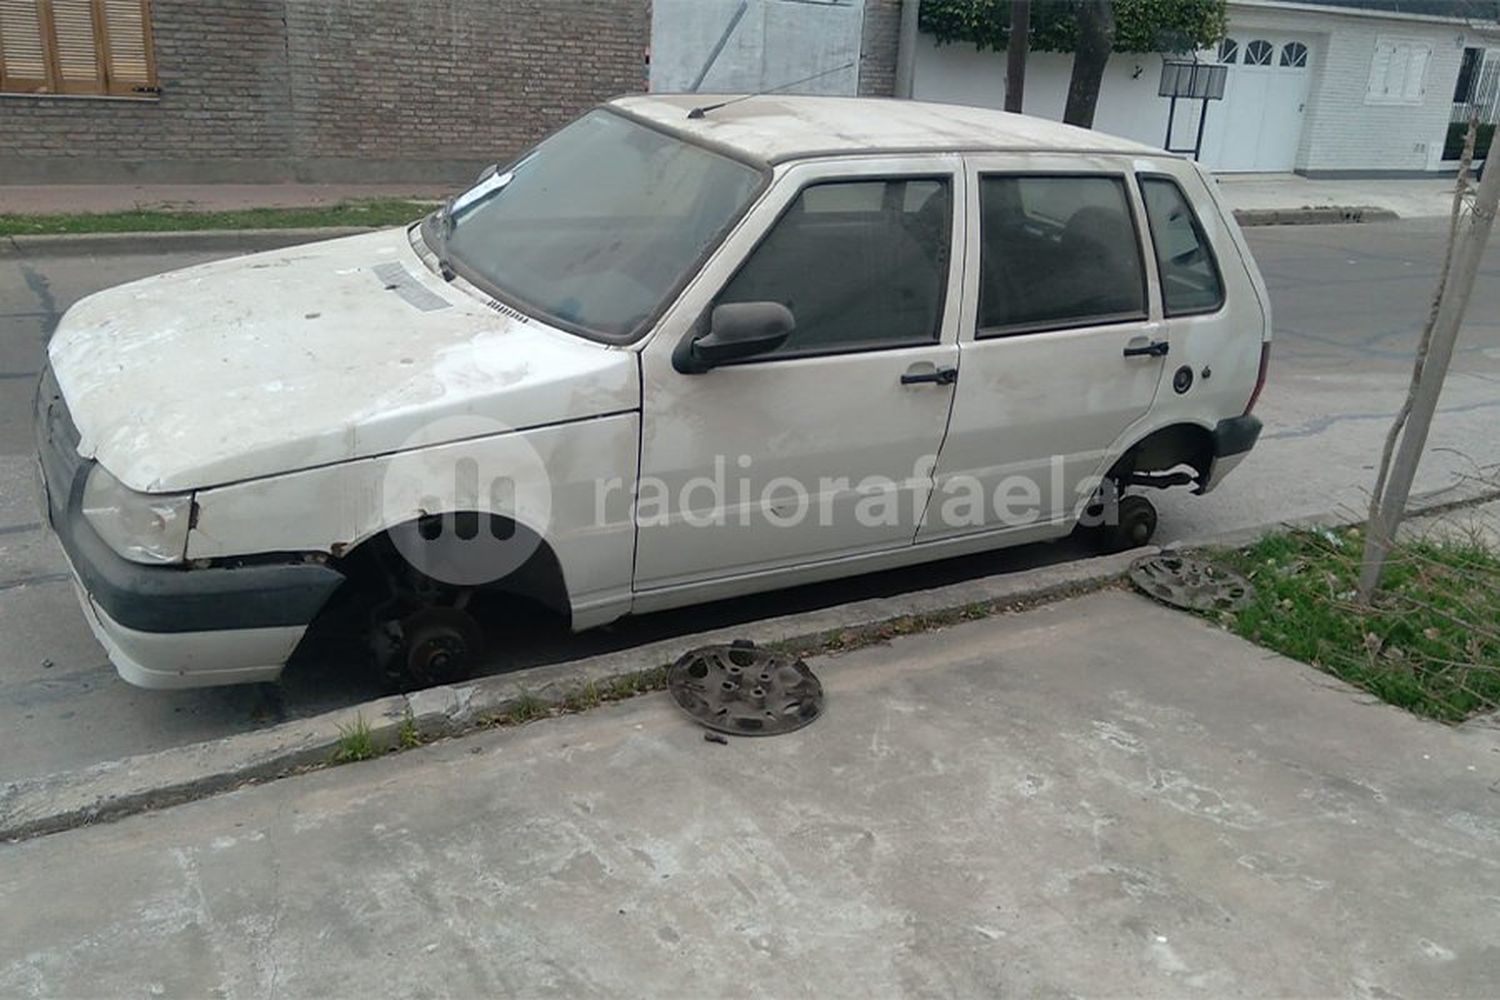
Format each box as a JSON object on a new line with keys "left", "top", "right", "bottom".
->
{"left": 609, "top": 94, "right": 1166, "bottom": 165}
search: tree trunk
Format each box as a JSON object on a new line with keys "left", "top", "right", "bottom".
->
{"left": 1357, "top": 121, "right": 1500, "bottom": 599}
{"left": 1004, "top": 0, "right": 1031, "bottom": 114}
{"left": 1063, "top": 0, "right": 1115, "bottom": 128}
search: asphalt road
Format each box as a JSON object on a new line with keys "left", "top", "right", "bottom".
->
{"left": 2, "top": 218, "right": 1498, "bottom": 784}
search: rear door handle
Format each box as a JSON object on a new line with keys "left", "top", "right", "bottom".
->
{"left": 1123, "top": 340, "right": 1169, "bottom": 358}
{"left": 901, "top": 366, "right": 958, "bottom": 386}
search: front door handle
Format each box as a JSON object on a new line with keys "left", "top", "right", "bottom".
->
{"left": 1123, "top": 340, "right": 1169, "bottom": 358}
{"left": 901, "top": 365, "right": 958, "bottom": 386}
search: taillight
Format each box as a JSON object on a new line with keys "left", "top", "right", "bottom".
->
{"left": 1244, "top": 342, "right": 1270, "bottom": 415}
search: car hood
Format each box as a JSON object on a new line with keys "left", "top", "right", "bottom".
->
{"left": 47, "top": 228, "right": 638, "bottom": 492}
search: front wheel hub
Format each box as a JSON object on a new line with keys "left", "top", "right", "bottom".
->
{"left": 396, "top": 606, "right": 485, "bottom": 688}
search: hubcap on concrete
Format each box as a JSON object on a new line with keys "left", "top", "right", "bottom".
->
{"left": 667, "top": 641, "right": 824, "bottom": 736}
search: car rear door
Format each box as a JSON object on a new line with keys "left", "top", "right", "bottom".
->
{"left": 916, "top": 154, "right": 1168, "bottom": 544}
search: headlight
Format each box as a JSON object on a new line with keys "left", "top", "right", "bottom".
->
{"left": 81, "top": 464, "right": 192, "bottom": 564}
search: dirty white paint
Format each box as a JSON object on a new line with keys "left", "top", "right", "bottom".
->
{"left": 47, "top": 228, "right": 637, "bottom": 493}
{"left": 612, "top": 93, "right": 1164, "bottom": 165}
{"left": 42, "top": 96, "right": 1272, "bottom": 691}
{"left": 189, "top": 412, "right": 641, "bottom": 634}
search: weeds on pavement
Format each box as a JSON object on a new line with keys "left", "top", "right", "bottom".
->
{"left": 332, "top": 714, "right": 379, "bottom": 763}
{"left": 397, "top": 708, "right": 423, "bottom": 750}
{"left": 1208, "top": 525, "right": 1500, "bottom": 722}
{"left": 505, "top": 692, "right": 550, "bottom": 724}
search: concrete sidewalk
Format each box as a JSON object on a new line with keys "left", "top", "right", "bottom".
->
{"left": 2, "top": 590, "right": 1495, "bottom": 997}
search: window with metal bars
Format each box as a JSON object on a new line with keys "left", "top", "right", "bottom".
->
{"left": 0, "top": 0, "right": 156, "bottom": 97}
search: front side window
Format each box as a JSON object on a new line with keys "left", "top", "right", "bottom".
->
{"left": 977, "top": 175, "right": 1146, "bottom": 335}
{"left": 715, "top": 178, "right": 952, "bottom": 358}
{"left": 1139, "top": 176, "right": 1225, "bottom": 316}
{"left": 436, "top": 110, "right": 765, "bottom": 342}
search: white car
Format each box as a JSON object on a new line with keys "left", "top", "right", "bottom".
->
{"left": 36, "top": 95, "right": 1270, "bottom": 690}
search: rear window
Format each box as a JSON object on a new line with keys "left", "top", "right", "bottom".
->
{"left": 977, "top": 175, "right": 1147, "bottom": 335}
{"left": 1139, "top": 176, "right": 1225, "bottom": 316}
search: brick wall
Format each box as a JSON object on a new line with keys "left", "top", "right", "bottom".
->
{"left": 0, "top": 0, "right": 651, "bottom": 184}
{"left": 858, "top": 0, "right": 904, "bottom": 96}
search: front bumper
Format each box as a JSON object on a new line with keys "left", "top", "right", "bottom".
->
{"left": 70, "top": 578, "right": 307, "bottom": 689}
{"left": 36, "top": 368, "right": 344, "bottom": 687}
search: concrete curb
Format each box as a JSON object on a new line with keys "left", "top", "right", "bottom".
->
{"left": 1233, "top": 205, "right": 1401, "bottom": 227}
{"left": 1, "top": 227, "right": 379, "bottom": 258}
{"left": 0, "top": 547, "right": 1146, "bottom": 843}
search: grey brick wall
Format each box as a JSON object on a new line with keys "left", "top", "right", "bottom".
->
{"left": 857, "top": 0, "right": 903, "bottom": 97}
{"left": 0, "top": 0, "right": 651, "bottom": 184}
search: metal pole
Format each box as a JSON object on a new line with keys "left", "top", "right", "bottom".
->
{"left": 1193, "top": 96, "right": 1210, "bottom": 160}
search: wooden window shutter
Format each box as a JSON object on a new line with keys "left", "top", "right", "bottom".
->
{"left": 0, "top": 0, "right": 51, "bottom": 93}
{"left": 43, "top": 0, "right": 107, "bottom": 94}
{"left": 99, "top": 0, "right": 155, "bottom": 94}
{"left": 0, "top": 0, "right": 154, "bottom": 95}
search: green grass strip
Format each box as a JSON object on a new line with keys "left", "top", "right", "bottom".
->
{"left": 1205, "top": 525, "right": 1500, "bottom": 723}
{"left": 0, "top": 198, "right": 433, "bottom": 236}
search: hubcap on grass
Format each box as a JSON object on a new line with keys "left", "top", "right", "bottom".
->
{"left": 1129, "top": 553, "right": 1253, "bottom": 612}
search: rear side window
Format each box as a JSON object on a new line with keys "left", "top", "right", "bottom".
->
{"left": 1139, "top": 176, "right": 1225, "bottom": 316}
{"left": 977, "top": 175, "right": 1147, "bottom": 335}
{"left": 717, "top": 177, "right": 952, "bottom": 357}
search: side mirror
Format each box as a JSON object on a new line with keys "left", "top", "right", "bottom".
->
{"left": 673, "top": 302, "right": 795, "bottom": 374}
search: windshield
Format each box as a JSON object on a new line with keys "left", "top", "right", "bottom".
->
{"left": 431, "top": 110, "right": 765, "bottom": 341}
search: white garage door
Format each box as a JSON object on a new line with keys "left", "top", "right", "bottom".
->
{"left": 1199, "top": 34, "right": 1314, "bottom": 172}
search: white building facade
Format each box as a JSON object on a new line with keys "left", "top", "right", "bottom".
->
{"left": 911, "top": 0, "right": 1500, "bottom": 175}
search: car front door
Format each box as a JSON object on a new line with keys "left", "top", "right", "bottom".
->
{"left": 633, "top": 156, "right": 964, "bottom": 601}
{"left": 916, "top": 155, "right": 1168, "bottom": 545}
